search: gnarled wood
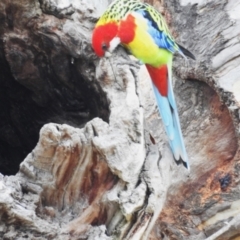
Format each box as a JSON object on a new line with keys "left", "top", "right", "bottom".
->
{"left": 0, "top": 0, "right": 240, "bottom": 239}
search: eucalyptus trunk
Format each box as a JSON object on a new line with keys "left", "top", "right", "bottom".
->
{"left": 0, "top": 0, "right": 239, "bottom": 239}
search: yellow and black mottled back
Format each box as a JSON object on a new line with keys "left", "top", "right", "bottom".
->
{"left": 96, "top": 0, "right": 195, "bottom": 59}
{"left": 97, "top": 0, "right": 171, "bottom": 37}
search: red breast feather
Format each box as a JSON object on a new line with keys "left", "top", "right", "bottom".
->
{"left": 118, "top": 14, "right": 136, "bottom": 44}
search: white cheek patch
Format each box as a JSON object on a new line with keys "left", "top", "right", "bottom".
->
{"left": 109, "top": 37, "right": 121, "bottom": 53}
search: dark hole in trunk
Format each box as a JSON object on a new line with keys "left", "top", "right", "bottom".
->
{"left": 0, "top": 41, "right": 109, "bottom": 176}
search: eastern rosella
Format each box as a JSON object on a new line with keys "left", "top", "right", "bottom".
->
{"left": 91, "top": 0, "right": 195, "bottom": 169}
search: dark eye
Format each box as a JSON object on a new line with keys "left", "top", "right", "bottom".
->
{"left": 102, "top": 43, "right": 108, "bottom": 51}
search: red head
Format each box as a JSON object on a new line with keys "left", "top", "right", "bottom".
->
{"left": 92, "top": 22, "right": 119, "bottom": 57}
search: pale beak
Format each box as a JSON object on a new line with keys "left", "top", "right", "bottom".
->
{"left": 105, "top": 51, "right": 112, "bottom": 58}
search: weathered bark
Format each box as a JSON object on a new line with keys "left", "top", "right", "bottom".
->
{"left": 0, "top": 0, "right": 239, "bottom": 239}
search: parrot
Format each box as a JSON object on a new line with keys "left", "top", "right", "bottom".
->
{"left": 91, "top": 0, "right": 195, "bottom": 169}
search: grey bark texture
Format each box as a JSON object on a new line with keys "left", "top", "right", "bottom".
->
{"left": 0, "top": 0, "right": 240, "bottom": 239}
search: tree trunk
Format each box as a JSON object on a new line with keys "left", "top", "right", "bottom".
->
{"left": 0, "top": 0, "right": 239, "bottom": 239}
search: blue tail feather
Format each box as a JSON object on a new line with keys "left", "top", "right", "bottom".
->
{"left": 152, "top": 79, "right": 189, "bottom": 170}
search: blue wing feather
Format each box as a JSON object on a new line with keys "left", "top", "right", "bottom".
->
{"left": 136, "top": 9, "right": 177, "bottom": 53}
